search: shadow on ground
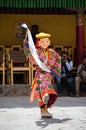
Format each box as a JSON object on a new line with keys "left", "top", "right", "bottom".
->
{"left": 36, "top": 117, "right": 72, "bottom": 128}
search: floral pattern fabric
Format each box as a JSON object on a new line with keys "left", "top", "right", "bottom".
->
{"left": 23, "top": 43, "right": 61, "bottom": 107}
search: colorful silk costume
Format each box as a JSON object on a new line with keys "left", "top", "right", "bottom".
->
{"left": 23, "top": 43, "right": 61, "bottom": 108}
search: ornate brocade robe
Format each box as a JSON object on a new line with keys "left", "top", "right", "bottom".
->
{"left": 23, "top": 43, "right": 61, "bottom": 107}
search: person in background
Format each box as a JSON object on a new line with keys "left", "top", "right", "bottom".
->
{"left": 75, "top": 54, "right": 86, "bottom": 97}
{"left": 56, "top": 51, "right": 74, "bottom": 97}
{"left": 31, "top": 24, "right": 39, "bottom": 44}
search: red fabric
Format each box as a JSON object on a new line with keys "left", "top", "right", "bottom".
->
{"left": 35, "top": 39, "right": 39, "bottom": 48}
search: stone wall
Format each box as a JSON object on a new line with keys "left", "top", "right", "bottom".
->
{"left": 0, "top": 85, "right": 31, "bottom": 96}
{"left": 0, "top": 84, "right": 85, "bottom": 97}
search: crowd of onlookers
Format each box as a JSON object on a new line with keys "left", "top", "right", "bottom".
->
{"left": 55, "top": 51, "right": 86, "bottom": 97}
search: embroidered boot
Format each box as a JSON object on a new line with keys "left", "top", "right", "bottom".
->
{"left": 41, "top": 105, "right": 52, "bottom": 118}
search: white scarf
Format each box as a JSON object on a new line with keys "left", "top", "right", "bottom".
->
{"left": 21, "top": 23, "right": 50, "bottom": 73}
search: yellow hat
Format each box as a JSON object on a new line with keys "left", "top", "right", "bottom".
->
{"left": 36, "top": 32, "right": 51, "bottom": 38}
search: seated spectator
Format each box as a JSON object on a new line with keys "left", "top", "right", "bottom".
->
{"left": 75, "top": 54, "right": 86, "bottom": 97}
{"left": 55, "top": 51, "right": 74, "bottom": 97}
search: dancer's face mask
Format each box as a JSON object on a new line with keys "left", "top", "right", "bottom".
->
{"left": 38, "top": 38, "right": 51, "bottom": 49}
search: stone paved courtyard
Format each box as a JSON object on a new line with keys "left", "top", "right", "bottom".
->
{"left": 0, "top": 96, "right": 86, "bottom": 130}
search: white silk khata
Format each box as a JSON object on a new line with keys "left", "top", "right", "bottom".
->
{"left": 20, "top": 23, "right": 50, "bottom": 73}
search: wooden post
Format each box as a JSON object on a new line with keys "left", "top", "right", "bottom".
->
{"left": 76, "top": 8, "right": 84, "bottom": 66}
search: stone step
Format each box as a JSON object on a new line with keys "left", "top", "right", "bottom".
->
{"left": 0, "top": 85, "right": 31, "bottom": 96}
{"left": 0, "top": 85, "right": 86, "bottom": 97}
